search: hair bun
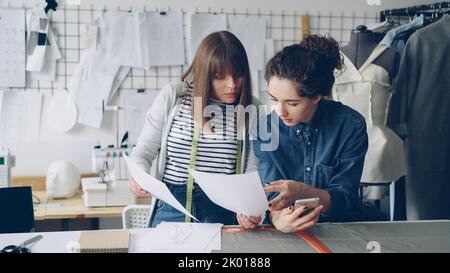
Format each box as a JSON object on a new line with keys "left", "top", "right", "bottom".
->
{"left": 300, "top": 34, "right": 343, "bottom": 70}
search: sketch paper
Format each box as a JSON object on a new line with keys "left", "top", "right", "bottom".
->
{"left": 188, "top": 13, "right": 226, "bottom": 63}
{"left": 229, "top": 17, "right": 266, "bottom": 71}
{"left": 0, "top": 8, "right": 26, "bottom": 87}
{"left": 190, "top": 170, "right": 268, "bottom": 216}
{"left": 124, "top": 155, "right": 197, "bottom": 221}
{"left": 0, "top": 91, "right": 42, "bottom": 144}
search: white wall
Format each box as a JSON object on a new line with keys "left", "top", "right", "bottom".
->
{"left": 1, "top": 0, "right": 437, "bottom": 176}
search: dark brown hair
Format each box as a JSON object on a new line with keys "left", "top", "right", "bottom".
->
{"left": 182, "top": 31, "right": 252, "bottom": 128}
{"left": 264, "top": 34, "right": 344, "bottom": 98}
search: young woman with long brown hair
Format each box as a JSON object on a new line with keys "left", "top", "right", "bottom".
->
{"left": 128, "top": 31, "right": 262, "bottom": 227}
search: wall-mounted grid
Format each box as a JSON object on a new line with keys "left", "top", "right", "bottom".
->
{"left": 1, "top": 3, "right": 379, "bottom": 95}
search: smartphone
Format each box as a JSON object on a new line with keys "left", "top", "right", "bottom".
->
{"left": 293, "top": 197, "right": 320, "bottom": 211}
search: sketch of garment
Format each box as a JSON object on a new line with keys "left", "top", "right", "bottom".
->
{"left": 69, "top": 12, "right": 124, "bottom": 128}
{"left": 171, "top": 224, "right": 194, "bottom": 244}
{"left": 139, "top": 11, "right": 185, "bottom": 67}
{"left": 332, "top": 44, "right": 407, "bottom": 199}
{"left": 69, "top": 11, "right": 185, "bottom": 128}
{"left": 27, "top": 27, "right": 61, "bottom": 82}
{"left": 25, "top": 7, "right": 49, "bottom": 72}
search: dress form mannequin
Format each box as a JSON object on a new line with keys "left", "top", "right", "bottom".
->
{"left": 341, "top": 25, "right": 400, "bottom": 79}
{"left": 333, "top": 25, "right": 407, "bottom": 200}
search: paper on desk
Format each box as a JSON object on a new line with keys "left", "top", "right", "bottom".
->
{"left": 123, "top": 155, "right": 197, "bottom": 221}
{"left": 133, "top": 222, "right": 221, "bottom": 252}
{"left": 36, "top": 203, "right": 61, "bottom": 209}
{"left": 190, "top": 170, "right": 268, "bottom": 217}
{"left": 153, "top": 222, "right": 222, "bottom": 252}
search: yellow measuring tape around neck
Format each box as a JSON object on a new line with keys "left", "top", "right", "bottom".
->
{"left": 185, "top": 122, "right": 243, "bottom": 223}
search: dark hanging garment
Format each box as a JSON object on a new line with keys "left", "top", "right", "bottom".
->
{"left": 391, "top": 15, "right": 450, "bottom": 220}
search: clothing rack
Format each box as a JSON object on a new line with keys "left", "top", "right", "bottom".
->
{"left": 380, "top": 2, "right": 450, "bottom": 22}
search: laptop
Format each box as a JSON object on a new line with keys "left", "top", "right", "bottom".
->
{"left": 0, "top": 186, "right": 35, "bottom": 233}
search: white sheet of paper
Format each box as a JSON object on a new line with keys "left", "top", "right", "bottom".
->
{"left": 26, "top": 45, "right": 46, "bottom": 72}
{"left": 119, "top": 90, "right": 159, "bottom": 145}
{"left": 46, "top": 89, "right": 77, "bottom": 132}
{"left": 69, "top": 19, "right": 121, "bottom": 128}
{"left": 71, "top": 66, "right": 118, "bottom": 128}
{"left": 105, "top": 12, "right": 145, "bottom": 68}
{"left": 135, "top": 222, "right": 221, "bottom": 252}
{"left": 140, "top": 11, "right": 185, "bottom": 66}
{"left": 188, "top": 13, "right": 227, "bottom": 63}
{"left": 25, "top": 8, "right": 49, "bottom": 73}
{"left": 69, "top": 12, "right": 140, "bottom": 128}
{"left": 109, "top": 66, "right": 130, "bottom": 102}
{"left": 27, "top": 28, "right": 61, "bottom": 82}
{"left": 265, "top": 38, "right": 275, "bottom": 63}
{"left": 190, "top": 170, "right": 268, "bottom": 216}
{"left": 0, "top": 8, "right": 26, "bottom": 87}
{"left": 123, "top": 155, "right": 197, "bottom": 221}
{"left": 229, "top": 17, "right": 266, "bottom": 71}
{"left": 257, "top": 39, "right": 274, "bottom": 97}
{"left": 0, "top": 91, "right": 42, "bottom": 144}
{"left": 251, "top": 70, "right": 259, "bottom": 99}
{"left": 80, "top": 23, "right": 98, "bottom": 50}
{"left": 133, "top": 229, "right": 221, "bottom": 253}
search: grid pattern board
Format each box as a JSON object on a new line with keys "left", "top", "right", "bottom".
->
{"left": 1, "top": 3, "right": 379, "bottom": 94}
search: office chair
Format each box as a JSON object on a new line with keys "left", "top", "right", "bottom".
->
{"left": 122, "top": 198, "right": 156, "bottom": 229}
{"left": 0, "top": 186, "right": 35, "bottom": 233}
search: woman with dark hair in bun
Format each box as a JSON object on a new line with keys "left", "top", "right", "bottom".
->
{"left": 237, "top": 35, "right": 369, "bottom": 232}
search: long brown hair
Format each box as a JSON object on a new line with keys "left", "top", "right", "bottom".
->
{"left": 182, "top": 31, "right": 252, "bottom": 130}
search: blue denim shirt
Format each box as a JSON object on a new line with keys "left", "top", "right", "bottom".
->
{"left": 380, "top": 15, "right": 424, "bottom": 55}
{"left": 254, "top": 99, "right": 368, "bottom": 222}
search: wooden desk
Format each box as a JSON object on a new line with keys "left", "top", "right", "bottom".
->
{"left": 33, "top": 190, "right": 125, "bottom": 230}
{"left": 12, "top": 175, "right": 150, "bottom": 231}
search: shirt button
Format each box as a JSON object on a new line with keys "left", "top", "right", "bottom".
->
{"left": 296, "top": 129, "right": 300, "bottom": 134}
{"left": 305, "top": 166, "right": 311, "bottom": 172}
{"left": 307, "top": 142, "right": 311, "bottom": 145}
{"left": 315, "top": 129, "right": 318, "bottom": 132}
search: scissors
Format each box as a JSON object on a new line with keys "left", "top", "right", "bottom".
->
{"left": 1, "top": 234, "right": 43, "bottom": 253}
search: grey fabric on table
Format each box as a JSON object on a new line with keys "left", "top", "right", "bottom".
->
{"left": 219, "top": 229, "right": 315, "bottom": 253}
{"left": 218, "top": 221, "right": 450, "bottom": 253}
{"left": 309, "top": 221, "right": 450, "bottom": 253}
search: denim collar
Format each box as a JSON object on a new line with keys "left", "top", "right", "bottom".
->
{"left": 288, "top": 100, "right": 323, "bottom": 133}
